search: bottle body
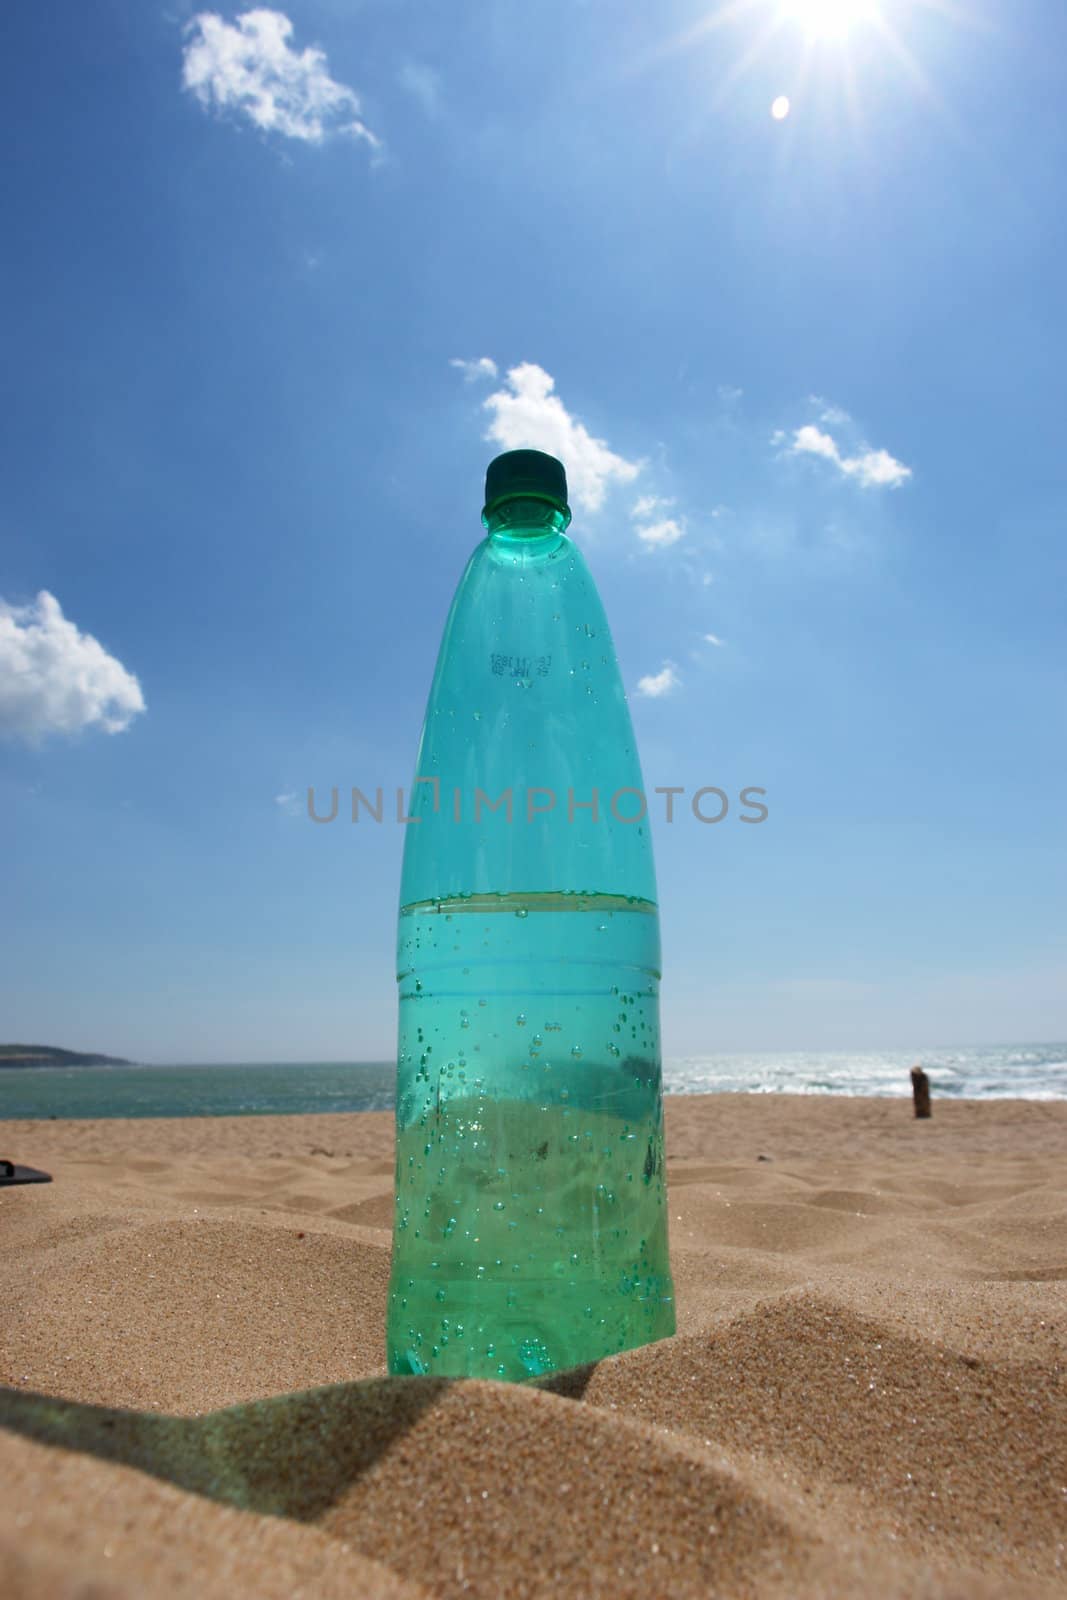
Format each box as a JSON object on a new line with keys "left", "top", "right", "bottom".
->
{"left": 386, "top": 502, "right": 675, "bottom": 1380}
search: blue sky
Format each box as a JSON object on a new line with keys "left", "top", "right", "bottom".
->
{"left": 2, "top": 0, "right": 1065, "bottom": 1062}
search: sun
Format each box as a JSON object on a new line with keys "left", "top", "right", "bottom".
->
{"left": 781, "top": 0, "right": 879, "bottom": 38}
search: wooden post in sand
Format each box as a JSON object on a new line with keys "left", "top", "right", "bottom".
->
{"left": 910, "top": 1064, "right": 932, "bottom": 1119}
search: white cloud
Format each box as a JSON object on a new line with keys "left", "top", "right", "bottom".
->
{"left": 786, "top": 424, "right": 912, "bottom": 489}
{"left": 398, "top": 61, "right": 441, "bottom": 118}
{"left": 451, "top": 356, "right": 498, "bottom": 383}
{"left": 0, "top": 591, "right": 145, "bottom": 743}
{"left": 483, "top": 364, "right": 640, "bottom": 513}
{"left": 843, "top": 447, "right": 914, "bottom": 489}
{"left": 808, "top": 394, "right": 851, "bottom": 426}
{"left": 636, "top": 662, "right": 680, "bottom": 699}
{"left": 631, "top": 494, "right": 671, "bottom": 520}
{"left": 703, "top": 632, "right": 725, "bottom": 647}
{"left": 635, "top": 518, "right": 685, "bottom": 548}
{"left": 182, "top": 10, "right": 380, "bottom": 148}
{"left": 792, "top": 424, "right": 840, "bottom": 463}
{"left": 701, "top": 572, "right": 714, "bottom": 587}
{"left": 631, "top": 494, "right": 684, "bottom": 549}
{"left": 275, "top": 791, "right": 302, "bottom": 817}
{"left": 717, "top": 384, "right": 743, "bottom": 406}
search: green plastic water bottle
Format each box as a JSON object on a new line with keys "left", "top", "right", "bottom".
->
{"left": 386, "top": 449, "right": 675, "bottom": 1380}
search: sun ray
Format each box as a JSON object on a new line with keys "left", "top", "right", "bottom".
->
{"left": 791, "top": 25, "right": 821, "bottom": 104}
{"left": 709, "top": 10, "right": 794, "bottom": 108}
{"left": 612, "top": 0, "right": 763, "bottom": 86}
{"left": 837, "top": 38, "right": 879, "bottom": 174}
{"left": 911, "top": 0, "right": 999, "bottom": 32}
{"left": 865, "top": 6, "right": 969, "bottom": 144}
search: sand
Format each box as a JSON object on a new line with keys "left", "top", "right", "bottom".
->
{"left": 1, "top": 1094, "right": 1064, "bottom": 1599}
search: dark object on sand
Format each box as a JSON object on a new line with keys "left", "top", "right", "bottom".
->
{"left": 910, "top": 1065, "right": 932, "bottom": 1119}
{"left": 0, "top": 1158, "right": 52, "bottom": 1186}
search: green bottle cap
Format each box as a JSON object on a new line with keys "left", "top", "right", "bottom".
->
{"left": 483, "top": 450, "right": 570, "bottom": 520}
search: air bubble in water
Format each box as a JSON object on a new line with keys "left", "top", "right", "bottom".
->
{"left": 518, "top": 1337, "right": 556, "bottom": 1376}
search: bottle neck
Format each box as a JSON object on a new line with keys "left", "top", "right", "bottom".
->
{"left": 483, "top": 497, "right": 571, "bottom": 544}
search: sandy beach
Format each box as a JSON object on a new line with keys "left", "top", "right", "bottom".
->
{"left": 1, "top": 1093, "right": 1064, "bottom": 1598}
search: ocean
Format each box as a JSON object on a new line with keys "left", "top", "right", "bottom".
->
{"left": 0, "top": 1044, "right": 1063, "bottom": 1120}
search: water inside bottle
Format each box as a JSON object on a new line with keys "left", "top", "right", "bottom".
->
{"left": 386, "top": 891, "right": 675, "bottom": 1379}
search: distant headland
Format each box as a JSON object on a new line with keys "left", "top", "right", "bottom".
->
{"left": 0, "top": 1044, "right": 134, "bottom": 1069}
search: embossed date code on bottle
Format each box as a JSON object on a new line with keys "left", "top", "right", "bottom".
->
{"left": 489, "top": 654, "right": 552, "bottom": 678}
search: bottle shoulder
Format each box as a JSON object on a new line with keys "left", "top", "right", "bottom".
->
{"left": 399, "top": 532, "right": 657, "bottom": 904}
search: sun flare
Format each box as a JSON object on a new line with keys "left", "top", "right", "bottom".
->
{"left": 631, "top": 0, "right": 969, "bottom": 146}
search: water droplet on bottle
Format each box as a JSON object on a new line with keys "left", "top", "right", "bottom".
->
{"left": 515, "top": 907, "right": 529, "bottom": 919}
{"left": 516, "top": 1013, "right": 527, "bottom": 1027}
{"left": 571, "top": 1045, "right": 583, "bottom": 1059}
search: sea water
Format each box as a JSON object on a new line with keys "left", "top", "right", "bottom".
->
{"left": 3, "top": 1047, "right": 1064, "bottom": 1121}
{"left": 385, "top": 891, "right": 675, "bottom": 1379}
